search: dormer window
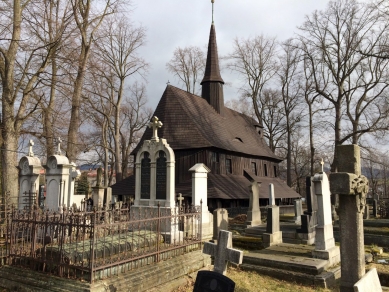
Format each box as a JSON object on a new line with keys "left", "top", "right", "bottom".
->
{"left": 254, "top": 125, "right": 263, "bottom": 138}
{"left": 233, "top": 137, "right": 243, "bottom": 143}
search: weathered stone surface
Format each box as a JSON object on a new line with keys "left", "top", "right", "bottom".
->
{"left": 353, "top": 268, "right": 382, "bottom": 292}
{"left": 213, "top": 208, "right": 229, "bottom": 241}
{"left": 203, "top": 230, "right": 243, "bottom": 275}
{"left": 365, "top": 253, "right": 373, "bottom": 263}
{"left": 246, "top": 181, "right": 261, "bottom": 226}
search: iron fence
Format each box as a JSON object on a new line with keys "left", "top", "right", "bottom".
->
{"left": 7, "top": 203, "right": 202, "bottom": 283}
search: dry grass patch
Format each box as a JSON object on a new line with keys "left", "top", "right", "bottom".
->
{"left": 173, "top": 267, "right": 339, "bottom": 292}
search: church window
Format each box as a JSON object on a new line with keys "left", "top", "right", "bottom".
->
{"left": 226, "top": 159, "right": 232, "bottom": 174}
{"left": 156, "top": 151, "right": 167, "bottom": 200}
{"left": 251, "top": 162, "right": 257, "bottom": 176}
{"left": 264, "top": 163, "right": 268, "bottom": 176}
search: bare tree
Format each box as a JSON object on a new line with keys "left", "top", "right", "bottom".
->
{"left": 0, "top": 0, "right": 64, "bottom": 202}
{"left": 298, "top": 0, "right": 389, "bottom": 171}
{"left": 278, "top": 39, "right": 303, "bottom": 186}
{"left": 91, "top": 15, "right": 148, "bottom": 182}
{"left": 227, "top": 35, "right": 278, "bottom": 124}
{"left": 66, "top": 0, "right": 125, "bottom": 162}
{"left": 166, "top": 46, "right": 205, "bottom": 95}
{"left": 259, "top": 89, "right": 287, "bottom": 153}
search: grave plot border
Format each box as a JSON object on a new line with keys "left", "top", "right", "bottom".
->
{"left": 6, "top": 203, "right": 203, "bottom": 284}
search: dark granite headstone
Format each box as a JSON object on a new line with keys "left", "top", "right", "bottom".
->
{"left": 193, "top": 270, "right": 235, "bottom": 292}
{"left": 297, "top": 176, "right": 317, "bottom": 234}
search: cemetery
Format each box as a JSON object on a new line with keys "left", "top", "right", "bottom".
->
{"left": 3, "top": 1, "right": 389, "bottom": 292}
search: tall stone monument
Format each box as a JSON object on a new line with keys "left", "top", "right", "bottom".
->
{"left": 133, "top": 117, "right": 181, "bottom": 243}
{"left": 262, "top": 184, "right": 282, "bottom": 247}
{"left": 245, "top": 180, "right": 262, "bottom": 227}
{"left": 44, "top": 138, "right": 81, "bottom": 211}
{"left": 189, "top": 163, "right": 213, "bottom": 239}
{"left": 18, "top": 140, "right": 42, "bottom": 209}
{"left": 330, "top": 145, "right": 369, "bottom": 292}
{"left": 134, "top": 116, "right": 175, "bottom": 208}
{"left": 311, "top": 160, "right": 340, "bottom": 268}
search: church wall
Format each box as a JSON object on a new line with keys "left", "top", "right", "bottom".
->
{"left": 174, "top": 148, "right": 280, "bottom": 184}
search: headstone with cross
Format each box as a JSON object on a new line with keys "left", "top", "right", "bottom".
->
{"left": 177, "top": 193, "right": 184, "bottom": 209}
{"left": 203, "top": 230, "right": 243, "bottom": 275}
{"left": 330, "top": 145, "right": 373, "bottom": 291}
{"left": 148, "top": 116, "right": 163, "bottom": 141}
{"left": 311, "top": 160, "right": 340, "bottom": 267}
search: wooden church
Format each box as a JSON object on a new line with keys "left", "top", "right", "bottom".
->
{"left": 112, "top": 14, "right": 300, "bottom": 210}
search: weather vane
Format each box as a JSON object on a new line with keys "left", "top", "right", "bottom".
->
{"left": 212, "top": 0, "right": 215, "bottom": 24}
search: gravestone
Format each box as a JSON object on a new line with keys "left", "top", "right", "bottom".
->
{"left": 363, "top": 204, "right": 370, "bottom": 220}
{"left": 44, "top": 138, "right": 81, "bottom": 211}
{"left": 311, "top": 163, "right": 340, "bottom": 268}
{"left": 203, "top": 230, "right": 243, "bottom": 275}
{"left": 133, "top": 117, "right": 182, "bottom": 243}
{"left": 329, "top": 144, "right": 369, "bottom": 292}
{"left": 294, "top": 199, "right": 303, "bottom": 224}
{"left": 262, "top": 184, "right": 283, "bottom": 247}
{"left": 193, "top": 270, "right": 235, "bottom": 292}
{"left": 189, "top": 163, "right": 213, "bottom": 239}
{"left": 296, "top": 176, "right": 317, "bottom": 244}
{"left": 18, "top": 140, "right": 42, "bottom": 209}
{"left": 353, "top": 268, "right": 382, "bottom": 292}
{"left": 372, "top": 200, "right": 378, "bottom": 218}
{"left": 134, "top": 116, "right": 175, "bottom": 207}
{"left": 245, "top": 181, "right": 261, "bottom": 227}
{"left": 213, "top": 208, "right": 229, "bottom": 242}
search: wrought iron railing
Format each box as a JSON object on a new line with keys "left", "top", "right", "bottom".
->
{"left": 7, "top": 203, "right": 202, "bottom": 283}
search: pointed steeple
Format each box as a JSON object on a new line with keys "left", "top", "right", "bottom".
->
{"left": 201, "top": 1, "right": 225, "bottom": 114}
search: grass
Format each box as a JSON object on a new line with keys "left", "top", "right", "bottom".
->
{"left": 173, "top": 267, "right": 339, "bottom": 292}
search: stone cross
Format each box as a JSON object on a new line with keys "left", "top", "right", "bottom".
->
{"left": 320, "top": 158, "right": 324, "bottom": 172}
{"left": 269, "top": 183, "right": 275, "bottom": 206}
{"left": 177, "top": 193, "right": 184, "bottom": 208}
{"left": 56, "top": 137, "right": 62, "bottom": 155}
{"left": 329, "top": 145, "right": 369, "bottom": 292}
{"left": 148, "top": 116, "right": 163, "bottom": 141}
{"left": 203, "top": 230, "right": 243, "bottom": 275}
{"left": 28, "top": 139, "right": 34, "bottom": 157}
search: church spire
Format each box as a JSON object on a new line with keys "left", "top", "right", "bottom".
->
{"left": 201, "top": 0, "right": 225, "bottom": 114}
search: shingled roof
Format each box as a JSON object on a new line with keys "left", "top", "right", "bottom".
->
{"left": 132, "top": 85, "right": 281, "bottom": 161}
{"left": 201, "top": 24, "right": 224, "bottom": 85}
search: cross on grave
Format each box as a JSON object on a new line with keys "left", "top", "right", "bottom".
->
{"left": 320, "top": 158, "right": 324, "bottom": 172}
{"left": 203, "top": 230, "right": 243, "bottom": 275}
{"left": 177, "top": 193, "right": 184, "bottom": 208}
{"left": 56, "top": 137, "right": 62, "bottom": 155}
{"left": 148, "top": 116, "right": 163, "bottom": 141}
{"left": 28, "top": 139, "right": 34, "bottom": 157}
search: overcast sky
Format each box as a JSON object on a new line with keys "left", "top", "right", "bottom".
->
{"left": 130, "top": 0, "right": 332, "bottom": 109}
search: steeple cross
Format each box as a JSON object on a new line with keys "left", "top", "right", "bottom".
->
{"left": 56, "top": 137, "right": 62, "bottom": 155}
{"left": 211, "top": 0, "right": 215, "bottom": 24}
{"left": 28, "top": 139, "right": 34, "bottom": 157}
{"left": 148, "top": 116, "right": 163, "bottom": 141}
